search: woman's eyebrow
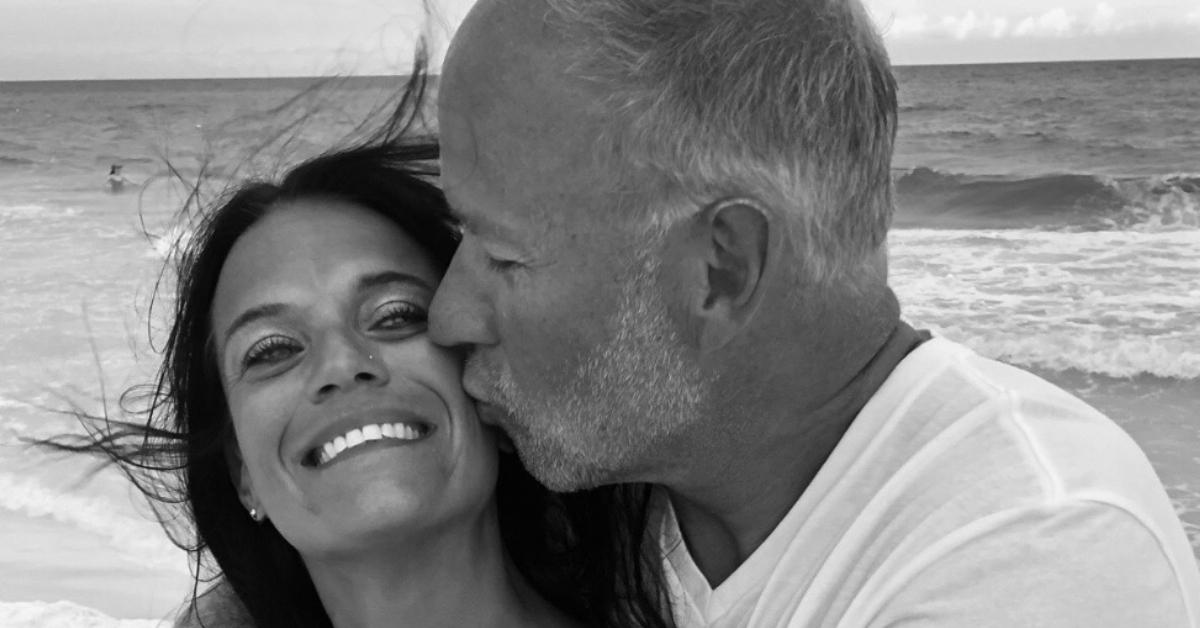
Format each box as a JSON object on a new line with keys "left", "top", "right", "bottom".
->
{"left": 220, "top": 272, "right": 432, "bottom": 348}
{"left": 355, "top": 270, "right": 434, "bottom": 293}
{"left": 222, "top": 303, "right": 288, "bottom": 347}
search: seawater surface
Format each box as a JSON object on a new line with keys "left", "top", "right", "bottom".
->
{"left": 1, "top": 59, "right": 1198, "bottom": 624}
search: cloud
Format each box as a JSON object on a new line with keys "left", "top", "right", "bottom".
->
{"left": 1187, "top": 5, "right": 1200, "bottom": 25}
{"left": 873, "top": 3, "right": 1200, "bottom": 42}
{"left": 889, "top": 14, "right": 932, "bottom": 38}
{"left": 990, "top": 17, "right": 1011, "bottom": 38}
{"left": 885, "top": 10, "right": 986, "bottom": 40}
{"left": 883, "top": 7, "right": 1085, "bottom": 40}
{"left": 1087, "top": 2, "right": 1118, "bottom": 34}
{"left": 1014, "top": 8, "right": 1077, "bottom": 37}
{"left": 944, "top": 10, "right": 980, "bottom": 39}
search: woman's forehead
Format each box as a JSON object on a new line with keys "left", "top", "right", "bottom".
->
{"left": 210, "top": 199, "right": 439, "bottom": 322}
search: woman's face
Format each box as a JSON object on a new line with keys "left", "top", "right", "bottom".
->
{"left": 210, "top": 197, "right": 496, "bottom": 557}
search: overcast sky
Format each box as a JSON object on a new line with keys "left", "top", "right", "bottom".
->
{"left": 1, "top": 0, "right": 1198, "bottom": 80}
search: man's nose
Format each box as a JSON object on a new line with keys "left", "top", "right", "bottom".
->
{"left": 430, "top": 245, "right": 497, "bottom": 349}
{"left": 307, "top": 331, "right": 389, "bottom": 403}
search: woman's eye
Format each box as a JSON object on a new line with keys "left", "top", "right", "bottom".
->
{"left": 242, "top": 336, "right": 301, "bottom": 370}
{"left": 371, "top": 301, "right": 428, "bottom": 331}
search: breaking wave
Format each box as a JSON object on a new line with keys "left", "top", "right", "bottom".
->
{"left": 0, "top": 472, "right": 185, "bottom": 573}
{"left": 924, "top": 327, "right": 1200, "bottom": 380}
{"left": 894, "top": 168, "right": 1200, "bottom": 231}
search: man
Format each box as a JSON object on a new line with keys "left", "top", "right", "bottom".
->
{"left": 430, "top": 0, "right": 1200, "bottom": 626}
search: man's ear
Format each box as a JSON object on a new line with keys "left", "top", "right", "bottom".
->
{"left": 688, "top": 197, "right": 778, "bottom": 351}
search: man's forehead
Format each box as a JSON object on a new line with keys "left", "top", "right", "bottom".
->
{"left": 438, "top": 0, "right": 629, "bottom": 233}
{"left": 439, "top": 93, "right": 613, "bottom": 234}
{"left": 438, "top": 0, "right": 608, "bottom": 161}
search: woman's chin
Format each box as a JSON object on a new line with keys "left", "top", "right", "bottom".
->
{"left": 281, "top": 499, "right": 438, "bottom": 560}
{"left": 271, "top": 459, "right": 495, "bottom": 559}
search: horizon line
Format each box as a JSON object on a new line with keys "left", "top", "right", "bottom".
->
{"left": 1, "top": 54, "right": 1196, "bottom": 84}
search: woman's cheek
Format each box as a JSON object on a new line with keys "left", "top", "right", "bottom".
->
{"left": 229, "top": 385, "right": 294, "bottom": 475}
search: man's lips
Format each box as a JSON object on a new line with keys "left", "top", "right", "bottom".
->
{"left": 472, "top": 399, "right": 508, "bottom": 427}
{"left": 462, "top": 362, "right": 510, "bottom": 426}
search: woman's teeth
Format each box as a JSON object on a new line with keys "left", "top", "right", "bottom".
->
{"left": 313, "top": 422, "right": 429, "bottom": 466}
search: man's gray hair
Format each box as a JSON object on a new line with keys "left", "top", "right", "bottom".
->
{"left": 545, "top": 0, "right": 898, "bottom": 284}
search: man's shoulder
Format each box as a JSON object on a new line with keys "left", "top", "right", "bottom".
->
{"left": 912, "top": 338, "right": 1148, "bottom": 485}
{"left": 888, "top": 336, "right": 1123, "bottom": 449}
{"left": 852, "top": 336, "right": 1181, "bottom": 558}
{"left": 809, "top": 337, "right": 1199, "bottom": 626}
{"left": 887, "top": 337, "right": 1152, "bottom": 497}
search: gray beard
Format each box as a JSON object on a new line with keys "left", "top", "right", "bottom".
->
{"left": 491, "top": 253, "right": 707, "bottom": 491}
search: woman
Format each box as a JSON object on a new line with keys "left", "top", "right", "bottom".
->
{"left": 47, "top": 60, "right": 670, "bottom": 628}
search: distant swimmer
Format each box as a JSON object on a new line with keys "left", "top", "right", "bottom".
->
{"left": 106, "top": 164, "right": 133, "bottom": 193}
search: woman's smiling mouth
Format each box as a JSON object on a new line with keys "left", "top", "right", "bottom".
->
{"left": 303, "top": 421, "right": 435, "bottom": 468}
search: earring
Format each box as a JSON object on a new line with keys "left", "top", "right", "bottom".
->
{"left": 248, "top": 507, "right": 265, "bottom": 523}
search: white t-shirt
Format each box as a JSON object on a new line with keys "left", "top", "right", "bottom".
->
{"left": 657, "top": 337, "right": 1200, "bottom": 627}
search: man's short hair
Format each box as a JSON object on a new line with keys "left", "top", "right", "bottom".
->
{"left": 545, "top": 0, "right": 898, "bottom": 284}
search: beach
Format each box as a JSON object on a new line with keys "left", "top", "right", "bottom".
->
{"left": 1, "top": 59, "right": 1198, "bottom": 623}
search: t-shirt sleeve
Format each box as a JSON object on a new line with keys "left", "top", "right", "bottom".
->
{"left": 866, "top": 500, "right": 1196, "bottom": 628}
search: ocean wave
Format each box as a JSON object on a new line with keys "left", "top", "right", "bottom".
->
{"left": 0, "top": 155, "right": 37, "bottom": 168}
{"left": 894, "top": 167, "right": 1200, "bottom": 231}
{"left": 923, "top": 326, "right": 1200, "bottom": 380}
{"left": 0, "top": 139, "right": 37, "bottom": 151}
{"left": 899, "top": 101, "right": 966, "bottom": 114}
{"left": 95, "top": 155, "right": 156, "bottom": 166}
{"left": 144, "top": 222, "right": 195, "bottom": 260}
{"left": 0, "top": 203, "right": 51, "bottom": 219}
{"left": 0, "top": 396, "right": 32, "bottom": 443}
{"left": 0, "top": 473, "right": 186, "bottom": 573}
{"left": 0, "top": 601, "right": 166, "bottom": 628}
{"left": 0, "top": 203, "right": 82, "bottom": 221}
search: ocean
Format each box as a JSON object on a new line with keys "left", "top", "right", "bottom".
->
{"left": 1, "top": 58, "right": 1198, "bottom": 624}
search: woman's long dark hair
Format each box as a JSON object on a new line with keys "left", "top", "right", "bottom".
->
{"left": 39, "top": 49, "right": 670, "bottom": 628}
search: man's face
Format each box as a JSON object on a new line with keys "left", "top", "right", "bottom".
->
{"left": 429, "top": 6, "right": 705, "bottom": 490}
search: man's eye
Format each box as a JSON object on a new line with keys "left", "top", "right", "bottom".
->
{"left": 485, "top": 256, "right": 523, "bottom": 273}
{"left": 243, "top": 336, "right": 301, "bottom": 370}
{"left": 371, "top": 302, "right": 428, "bottom": 331}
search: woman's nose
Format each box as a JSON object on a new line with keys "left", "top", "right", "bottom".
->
{"left": 308, "top": 331, "right": 389, "bottom": 402}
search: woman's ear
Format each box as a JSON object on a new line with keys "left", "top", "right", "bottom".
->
{"left": 224, "top": 434, "right": 261, "bottom": 519}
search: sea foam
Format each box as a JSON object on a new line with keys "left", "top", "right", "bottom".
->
{"left": 917, "top": 325, "right": 1200, "bottom": 380}
{"left": 891, "top": 228, "right": 1200, "bottom": 379}
{"left": 0, "top": 473, "right": 186, "bottom": 573}
{"left": 0, "top": 203, "right": 51, "bottom": 220}
{"left": 0, "top": 601, "right": 166, "bottom": 628}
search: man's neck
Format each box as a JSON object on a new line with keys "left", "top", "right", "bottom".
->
{"left": 668, "top": 319, "right": 926, "bottom": 587}
{"left": 305, "top": 511, "right": 576, "bottom": 628}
